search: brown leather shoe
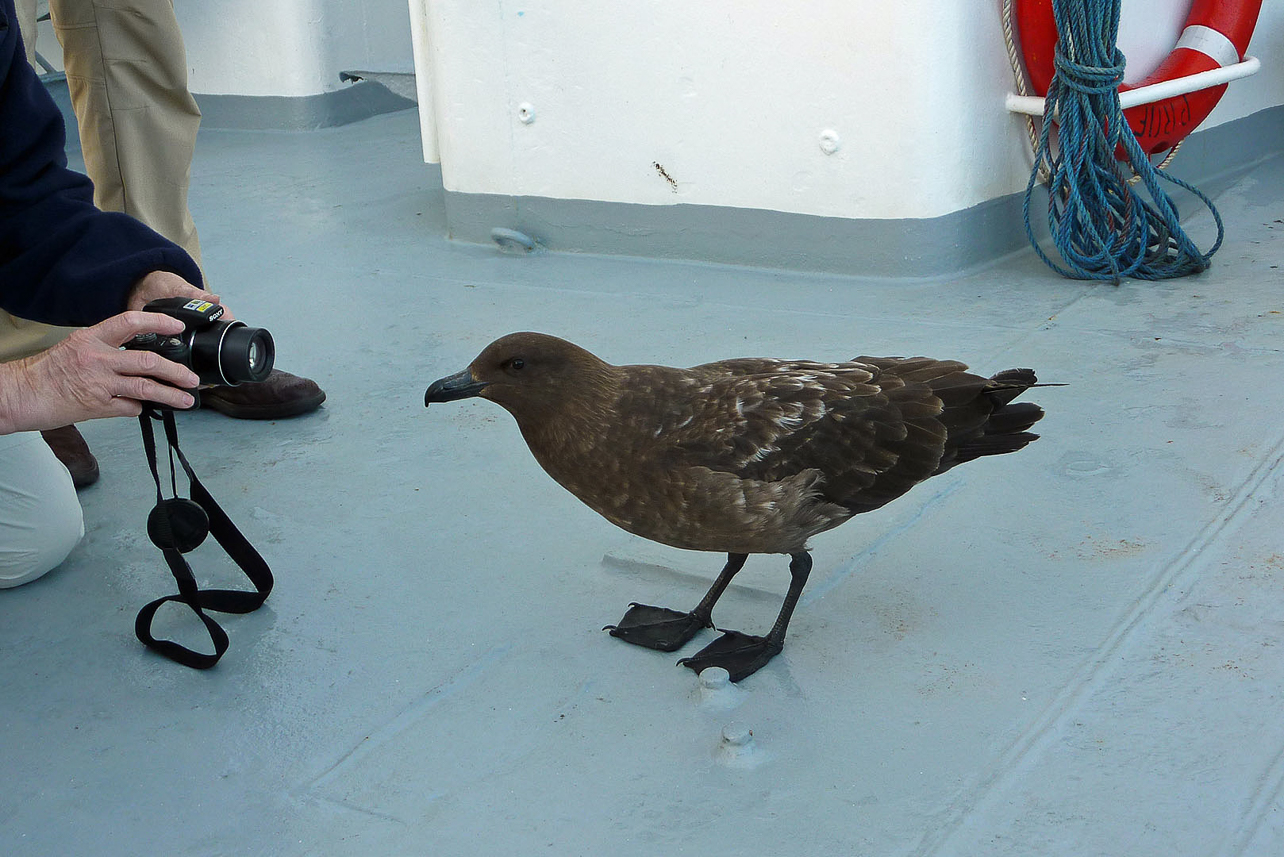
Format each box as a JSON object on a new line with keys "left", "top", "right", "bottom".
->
{"left": 40, "top": 425, "right": 100, "bottom": 489}
{"left": 199, "top": 368, "right": 326, "bottom": 419}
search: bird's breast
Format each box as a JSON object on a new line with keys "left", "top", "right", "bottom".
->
{"left": 522, "top": 420, "right": 848, "bottom": 553}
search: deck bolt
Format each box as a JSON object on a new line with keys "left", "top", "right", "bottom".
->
{"left": 721, "top": 723, "right": 753, "bottom": 747}
{"left": 714, "top": 721, "right": 762, "bottom": 767}
{"left": 694, "top": 666, "right": 743, "bottom": 710}
{"left": 700, "top": 667, "right": 730, "bottom": 689}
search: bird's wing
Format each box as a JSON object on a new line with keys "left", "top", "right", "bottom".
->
{"left": 629, "top": 357, "right": 975, "bottom": 513}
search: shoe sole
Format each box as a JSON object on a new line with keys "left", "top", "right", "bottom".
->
{"left": 199, "top": 390, "right": 327, "bottom": 420}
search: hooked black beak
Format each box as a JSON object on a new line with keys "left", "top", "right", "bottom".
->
{"left": 425, "top": 369, "right": 489, "bottom": 405}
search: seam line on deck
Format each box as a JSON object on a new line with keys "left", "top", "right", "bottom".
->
{"left": 1220, "top": 735, "right": 1284, "bottom": 857}
{"left": 304, "top": 643, "right": 512, "bottom": 793}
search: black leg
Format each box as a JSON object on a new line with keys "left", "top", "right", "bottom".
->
{"left": 678, "top": 551, "right": 812, "bottom": 681}
{"left": 605, "top": 553, "right": 748, "bottom": 652}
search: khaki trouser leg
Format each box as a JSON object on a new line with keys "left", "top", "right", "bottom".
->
{"left": 14, "top": 0, "right": 37, "bottom": 68}
{"left": 48, "top": 0, "right": 204, "bottom": 265}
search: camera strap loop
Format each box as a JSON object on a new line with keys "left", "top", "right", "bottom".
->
{"left": 135, "top": 407, "right": 274, "bottom": 669}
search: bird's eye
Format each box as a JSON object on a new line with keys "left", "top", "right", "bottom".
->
{"left": 507, "top": 357, "right": 525, "bottom": 372}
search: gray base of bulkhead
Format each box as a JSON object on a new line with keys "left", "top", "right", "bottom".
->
{"left": 196, "top": 77, "right": 417, "bottom": 132}
{"left": 444, "top": 105, "right": 1283, "bottom": 278}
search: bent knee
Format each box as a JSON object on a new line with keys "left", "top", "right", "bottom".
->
{"left": 0, "top": 436, "right": 86, "bottom": 588}
{"left": 0, "top": 503, "right": 85, "bottom": 588}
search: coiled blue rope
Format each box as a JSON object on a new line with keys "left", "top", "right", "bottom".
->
{"left": 1022, "top": 0, "right": 1224, "bottom": 282}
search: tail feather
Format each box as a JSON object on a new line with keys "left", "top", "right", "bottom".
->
{"left": 835, "top": 360, "right": 1052, "bottom": 513}
{"left": 951, "top": 430, "right": 1040, "bottom": 464}
{"left": 934, "top": 368, "right": 1047, "bottom": 474}
{"left": 985, "top": 368, "right": 1038, "bottom": 407}
{"left": 984, "top": 401, "right": 1044, "bottom": 434}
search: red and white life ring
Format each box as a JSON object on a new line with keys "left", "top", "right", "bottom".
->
{"left": 1015, "top": 0, "right": 1263, "bottom": 154}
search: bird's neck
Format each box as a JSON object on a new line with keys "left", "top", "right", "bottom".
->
{"left": 511, "top": 368, "right": 625, "bottom": 493}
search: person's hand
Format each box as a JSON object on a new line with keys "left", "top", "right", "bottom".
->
{"left": 127, "top": 270, "right": 234, "bottom": 320}
{"left": 0, "top": 311, "right": 203, "bottom": 435}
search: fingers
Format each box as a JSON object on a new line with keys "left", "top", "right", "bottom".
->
{"left": 86, "top": 314, "right": 201, "bottom": 391}
{"left": 103, "top": 396, "right": 145, "bottom": 420}
{"left": 192, "top": 290, "right": 234, "bottom": 321}
{"left": 91, "top": 310, "right": 187, "bottom": 346}
{"left": 97, "top": 389, "right": 192, "bottom": 419}
{"left": 113, "top": 345, "right": 200, "bottom": 392}
{"left": 109, "top": 374, "right": 196, "bottom": 411}
{"left": 127, "top": 270, "right": 236, "bottom": 320}
{"left": 58, "top": 314, "right": 202, "bottom": 412}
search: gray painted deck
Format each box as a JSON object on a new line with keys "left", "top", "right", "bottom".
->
{"left": 3, "top": 108, "right": 1283, "bottom": 856}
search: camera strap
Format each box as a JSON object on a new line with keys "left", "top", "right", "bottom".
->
{"left": 135, "top": 407, "right": 274, "bottom": 669}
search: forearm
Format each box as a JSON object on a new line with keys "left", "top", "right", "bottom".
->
{"left": 0, "top": 192, "right": 205, "bottom": 328}
{"left": 0, "top": 356, "right": 44, "bottom": 435}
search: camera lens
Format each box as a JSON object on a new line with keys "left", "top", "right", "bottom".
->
{"left": 188, "top": 321, "right": 275, "bottom": 385}
{"left": 248, "top": 340, "right": 264, "bottom": 373}
{"left": 219, "top": 323, "right": 275, "bottom": 384}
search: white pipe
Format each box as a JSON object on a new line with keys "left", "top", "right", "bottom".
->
{"left": 1006, "top": 55, "right": 1261, "bottom": 116}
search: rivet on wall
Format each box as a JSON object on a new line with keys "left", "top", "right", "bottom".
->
{"left": 819, "top": 129, "right": 841, "bottom": 155}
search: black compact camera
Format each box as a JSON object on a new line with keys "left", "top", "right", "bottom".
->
{"left": 125, "top": 297, "right": 275, "bottom": 390}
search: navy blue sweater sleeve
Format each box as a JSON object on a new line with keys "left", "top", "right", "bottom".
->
{"left": 0, "top": 0, "right": 203, "bottom": 328}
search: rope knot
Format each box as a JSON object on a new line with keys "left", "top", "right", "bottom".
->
{"left": 1052, "top": 45, "right": 1125, "bottom": 94}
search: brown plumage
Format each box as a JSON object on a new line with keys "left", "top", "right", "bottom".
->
{"left": 425, "top": 332, "right": 1047, "bottom": 681}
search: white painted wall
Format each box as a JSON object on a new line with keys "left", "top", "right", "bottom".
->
{"left": 411, "top": 0, "right": 1284, "bottom": 220}
{"left": 176, "top": 0, "right": 414, "bottom": 98}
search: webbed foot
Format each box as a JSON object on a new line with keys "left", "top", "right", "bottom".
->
{"left": 677, "top": 630, "right": 783, "bottom": 682}
{"left": 605, "top": 603, "right": 709, "bottom": 652}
